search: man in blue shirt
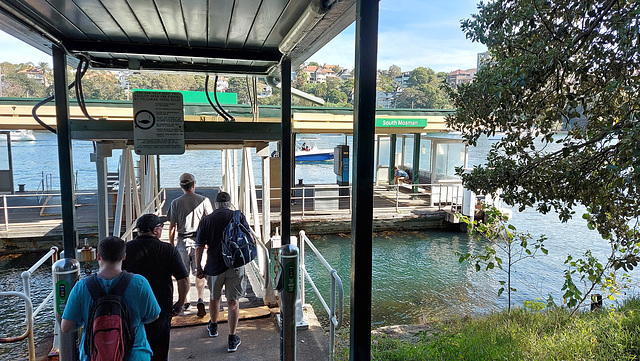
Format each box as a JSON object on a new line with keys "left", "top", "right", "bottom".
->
{"left": 61, "top": 236, "right": 160, "bottom": 361}
{"left": 394, "top": 166, "right": 409, "bottom": 184}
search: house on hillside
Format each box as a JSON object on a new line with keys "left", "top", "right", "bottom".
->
{"left": 17, "top": 66, "right": 46, "bottom": 86}
{"left": 446, "top": 68, "right": 477, "bottom": 88}
{"left": 376, "top": 90, "right": 397, "bottom": 108}
{"left": 302, "top": 64, "right": 340, "bottom": 83}
{"left": 392, "top": 72, "right": 411, "bottom": 89}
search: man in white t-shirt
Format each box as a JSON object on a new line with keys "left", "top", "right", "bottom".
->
{"left": 167, "top": 173, "right": 213, "bottom": 317}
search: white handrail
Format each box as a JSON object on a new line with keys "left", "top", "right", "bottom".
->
{"left": 120, "top": 188, "right": 166, "bottom": 241}
{"left": 299, "top": 230, "right": 344, "bottom": 361}
{"left": 0, "top": 246, "right": 59, "bottom": 361}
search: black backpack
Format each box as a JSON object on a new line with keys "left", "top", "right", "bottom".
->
{"left": 222, "top": 210, "right": 258, "bottom": 268}
{"left": 84, "top": 271, "right": 135, "bottom": 361}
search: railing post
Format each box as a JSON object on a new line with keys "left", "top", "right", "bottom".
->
{"left": 301, "top": 186, "right": 305, "bottom": 217}
{"left": 278, "top": 244, "right": 299, "bottom": 361}
{"left": 329, "top": 274, "right": 336, "bottom": 361}
{"left": 3, "top": 194, "right": 8, "bottom": 231}
{"left": 53, "top": 258, "right": 81, "bottom": 361}
{"left": 299, "top": 231, "right": 306, "bottom": 306}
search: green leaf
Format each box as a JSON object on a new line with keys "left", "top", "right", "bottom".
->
{"left": 498, "top": 288, "right": 504, "bottom": 297}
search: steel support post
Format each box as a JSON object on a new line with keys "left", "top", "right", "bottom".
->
{"left": 93, "top": 142, "right": 113, "bottom": 240}
{"left": 52, "top": 46, "right": 78, "bottom": 255}
{"left": 412, "top": 133, "right": 421, "bottom": 193}
{"left": 388, "top": 134, "right": 397, "bottom": 184}
{"left": 280, "top": 57, "right": 292, "bottom": 244}
{"left": 351, "top": 0, "right": 379, "bottom": 359}
{"left": 278, "top": 244, "right": 299, "bottom": 361}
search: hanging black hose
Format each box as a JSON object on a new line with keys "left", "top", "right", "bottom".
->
{"left": 32, "top": 66, "right": 85, "bottom": 133}
{"left": 75, "top": 56, "right": 98, "bottom": 121}
{"left": 31, "top": 95, "right": 57, "bottom": 133}
{"left": 32, "top": 54, "right": 97, "bottom": 133}
{"left": 214, "top": 75, "right": 235, "bottom": 122}
{"left": 204, "top": 75, "right": 229, "bottom": 121}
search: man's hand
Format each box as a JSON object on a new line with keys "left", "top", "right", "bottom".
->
{"left": 196, "top": 267, "right": 205, "bottom": 279}
{"left": 170, "top": 301, "right": 184, "bottom": 317}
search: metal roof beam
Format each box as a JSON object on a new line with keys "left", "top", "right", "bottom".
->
{"left": 63, "top": 40, "right": 282, "bottom": 62}
{"left": 87, "top": 58, "right": 273, "bottom": 75}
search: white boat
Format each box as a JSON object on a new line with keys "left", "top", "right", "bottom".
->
{"left": 10, "top": 129, "right": 36, "bottom": 141}
{"left": 295, "top": 140, "right": 334, "bottom": 162}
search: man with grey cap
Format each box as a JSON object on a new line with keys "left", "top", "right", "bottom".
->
{"left": 167, "top": 172, "right": 213, "bottom": 316}
{"left": 195, "top": 191, "right": 250, "bottom": 352}
{"left": 122, "top": 213, "right": 189, "bottom": 361}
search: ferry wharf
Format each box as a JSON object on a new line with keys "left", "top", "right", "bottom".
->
{"left": 0, "top": 186, "right": 466, "bottom": 253}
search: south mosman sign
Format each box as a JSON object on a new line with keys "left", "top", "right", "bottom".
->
{"left": 375, "top": 117, "right": 427, "bottom": 127}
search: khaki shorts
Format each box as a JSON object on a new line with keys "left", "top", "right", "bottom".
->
{"left": 178, "top": 244, "right": 206, "bottom": 276}
{"left": 208, "top": 267, "right": 246, "bottom": 301}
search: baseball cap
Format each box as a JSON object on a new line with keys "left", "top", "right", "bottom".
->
{"left": 216, "top": 191, "right": 231, "bottom": 202}
{"left": 136, "top": 214, "right": 168, "bottom": 233}
{"left": 179, "top": 173, "right": 196, "bottom": 186}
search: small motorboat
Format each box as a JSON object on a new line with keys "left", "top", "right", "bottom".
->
{"left": 10, "top": 129, "right": 36, "bottom": 141}
{"left": 295, "top": 140, "right": 334, "bottom": 162}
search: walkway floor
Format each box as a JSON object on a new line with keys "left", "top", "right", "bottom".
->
{"left": 168, "top": 275, "right": 329, "bottom": 360}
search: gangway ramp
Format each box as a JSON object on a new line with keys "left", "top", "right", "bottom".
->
{"left": 169, "top": 260, "right": 329, "bottom": 360}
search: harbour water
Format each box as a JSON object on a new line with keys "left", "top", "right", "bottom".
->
{"left": 2, "top": 131, "right": 638, "bottom": 359}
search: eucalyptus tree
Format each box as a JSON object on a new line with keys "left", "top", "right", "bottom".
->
{"left": 446, "top": 0, "right": 640, "bottom": 307}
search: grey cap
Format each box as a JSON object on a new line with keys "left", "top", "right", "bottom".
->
{"left": 179, "top": 173, "right": 196, "bottom": 186}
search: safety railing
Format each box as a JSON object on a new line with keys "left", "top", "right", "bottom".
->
{"left": 299, "top": 230, "right": 344, "bottom": 361}
{"left": 0, "top": 191, "right": 110, "bottom": 231}
{"left": 262, "top": 182, "right": 466, "bottom": 219}
{"left": 119, "top": 188, "right": 167, "bottom": 241}
{"left": 246, "top": 227, "right": 277, "bottom": 306}
{"left": 0, "top": 246, "right": 59, "bottom": 361}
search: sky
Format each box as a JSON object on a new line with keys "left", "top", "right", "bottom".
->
{"left": 0, "top": 0, "right": 486, "bottom": 74}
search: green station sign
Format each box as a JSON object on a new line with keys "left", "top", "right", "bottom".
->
{"left": 375, "top": 117, "right": 427, "bottom": 128}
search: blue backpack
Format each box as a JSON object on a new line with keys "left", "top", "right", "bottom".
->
{"left": 222, "top": 210, "right": 257, "bottom": 268}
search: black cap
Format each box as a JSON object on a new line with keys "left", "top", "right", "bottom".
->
{"left": 136, "top": 214, "right": 168, "bottom": 233}
{"left": 216, "top": 191, "right": 231, "bottom": 202}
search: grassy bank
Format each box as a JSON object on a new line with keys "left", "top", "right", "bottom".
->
{"left": 335, "top": 298, "right": 640, "bottom": 360}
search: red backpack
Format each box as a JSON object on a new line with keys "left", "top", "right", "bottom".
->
{"left": 84, "top": 271, "right": 135, "bottom": 361}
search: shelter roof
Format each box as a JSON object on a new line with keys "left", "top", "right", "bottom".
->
{"left": 0, "top": 0, "right": 355, "bottom": 76}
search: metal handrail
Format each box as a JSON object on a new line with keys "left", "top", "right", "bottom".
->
{"left": 247, "top": 227, "right": 277, "bottom": 305}
{"left": 0, "top": 246, "right": 59, "bottom": 361}
{"left": 299, "top": 230, "right": 344, "bottom": 361}
{"left": 120, "top": 188, "right": 167, "bottom": 241}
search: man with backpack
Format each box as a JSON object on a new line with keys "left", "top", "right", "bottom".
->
{"left": 195, "top": 191, "right": 251, "bottom": 352}
{"left": 122, "top": 214, "right": 190, "bottom": 361}
{"left": 61, "top": 236, "right": 160, "bottom": 361}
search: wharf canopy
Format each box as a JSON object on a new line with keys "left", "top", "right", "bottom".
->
{"left": 0, "top": 0, "right": 389, "bottom": 358}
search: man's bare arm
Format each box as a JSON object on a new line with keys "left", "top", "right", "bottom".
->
{"left": 168, "top": 222, "right": 177, "bottom": 246}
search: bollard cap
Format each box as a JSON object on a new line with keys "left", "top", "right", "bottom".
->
{"left": 278, "top": 244, "right": 299, "bottom": 257}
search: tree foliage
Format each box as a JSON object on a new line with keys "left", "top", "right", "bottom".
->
{"left": 446, "top": 0, "right": 640, "bottom": 270}
{"left": 458, "top": 205, "right": 548, "bottom": 313}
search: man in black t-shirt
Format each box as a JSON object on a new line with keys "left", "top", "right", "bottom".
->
{"left": 122, "top": 213, "right": 189, "bottom": 361}
{"left": 195, "top": 191, "right": 249, "bottom": 352}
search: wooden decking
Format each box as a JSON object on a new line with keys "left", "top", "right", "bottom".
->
{"left": 0, "top": 186, "right": 460, "bottom": 252}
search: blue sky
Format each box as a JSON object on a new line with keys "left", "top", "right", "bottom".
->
{"left": 0, "top": 0, "right": 485, "bottom": 73}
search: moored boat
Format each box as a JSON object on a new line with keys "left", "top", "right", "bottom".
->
{"left": 9, "top": 129, "right": 36, "bottom": 141}
{"left": 295, "top": 139, "right": 334, "bottom": 161}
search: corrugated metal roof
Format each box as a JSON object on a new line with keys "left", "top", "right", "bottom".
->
{"left": 0, "top": 0, "right": 355, "bottom": 75}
